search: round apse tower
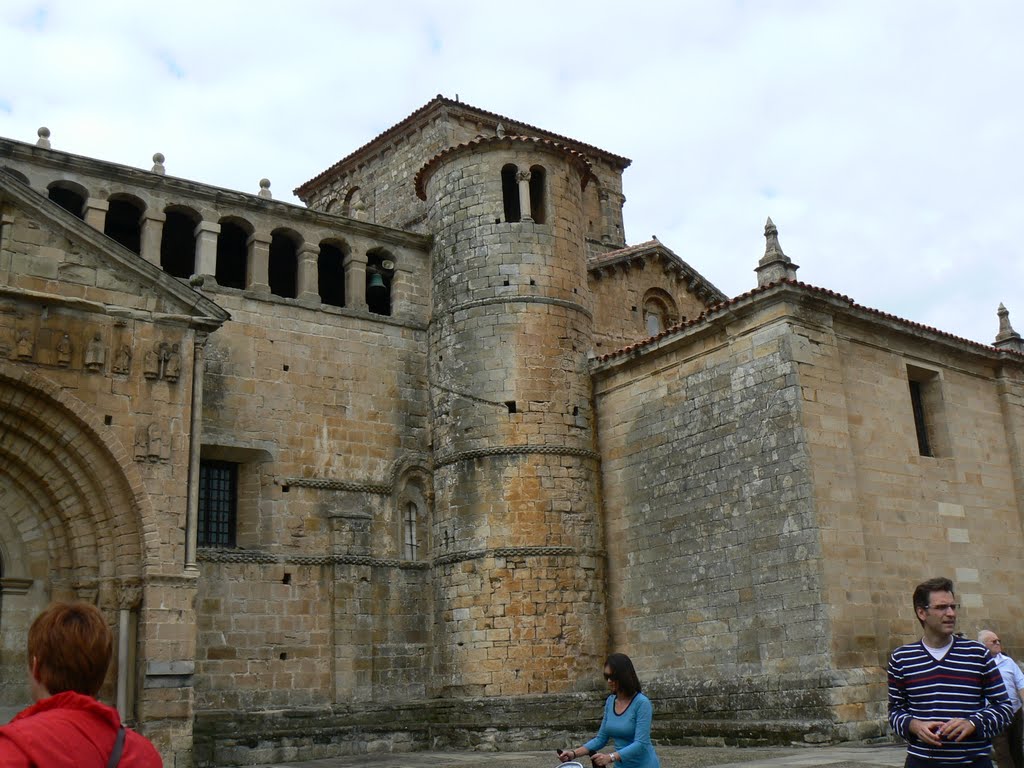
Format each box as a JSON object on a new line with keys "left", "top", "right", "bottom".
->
{"left": 415, "top": 136, "right": 606, "bottom": 696}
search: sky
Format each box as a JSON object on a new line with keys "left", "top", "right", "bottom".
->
{"left": 1, "top": 1, "right": 1021, "bottom": 346}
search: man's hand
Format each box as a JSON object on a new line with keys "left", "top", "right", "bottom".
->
{"left": 909, "top": 719, "right": 944, "bottom": 746}
{"left": 937, "top": 718, "right": 976, "bottom": 742}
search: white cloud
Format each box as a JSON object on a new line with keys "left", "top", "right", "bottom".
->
{"left": 1, "top": 0, "right": 1021, "bottom": 344}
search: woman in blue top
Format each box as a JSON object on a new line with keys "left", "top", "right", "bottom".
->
{"left": 558, "top": 653, "right": 660, "bottom": 768}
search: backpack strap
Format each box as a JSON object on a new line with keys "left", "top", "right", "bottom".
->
{"left": 106, "top": 725, "right": 126, "bottom": 768}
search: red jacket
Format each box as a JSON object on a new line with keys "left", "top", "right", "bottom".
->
{"left": 0, "top": 691, "right": 161, "bottom": 767}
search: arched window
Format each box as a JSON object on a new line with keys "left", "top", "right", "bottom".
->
{"left": 342, "top": 187, "right": 365, "bottom": 220}
{"left": 583, "top": 181, "right": 602, "bottom": 239}
{"left": 216, "top": 217, "right": 251, "bottom": 289}
{"left": 529, "top": 165, "right": 546, "bottom": 224}
{"left": 318, "top": 240, "right": 346, "bottom": 308}
{"left": 104, "top": 194, "right": 145, "bottom": 254}
{"left": 403, "top": 502, "right": 418, "bottom": 560}
{"left": 396, "top": 468, "right": 430, "bottom": 562}
{"left": 501, "top": 164, "right": 520, "bottom": 223}
{"left": 160, "top": 206, "right": 200, "bottom": 278}
{"left": 47, "top": 181, "right": 87, "bottom": 219}
{"left": 366, "top": 248, "right": 394, "bottom": 316}
{"left": 2, "top": 167, "right": 30, "bottom": 185}
{"left": 269, "top": 229, "right": 300, "bottom": 299}
{"left": 642, "top": 289, "right": 678, "bottom": 337}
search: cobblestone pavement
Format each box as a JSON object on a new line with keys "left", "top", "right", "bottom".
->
{"left": 258, "top": 744, "right": 907, "bottom": 768}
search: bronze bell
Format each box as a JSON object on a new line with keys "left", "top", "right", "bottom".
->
{"left": 367, "top": 270, "right": 386, "bottom": 295}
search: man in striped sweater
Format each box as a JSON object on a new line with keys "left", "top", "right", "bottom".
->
{"left": 889, "top": 577, "right": 1013, "bottom": 767}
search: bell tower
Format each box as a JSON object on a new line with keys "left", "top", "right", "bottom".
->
{"left": 416, "top": 136, "right": 606, "bottom": 695}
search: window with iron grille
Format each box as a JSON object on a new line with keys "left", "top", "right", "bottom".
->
{"left": 198, "top": 460, "right": 237, "bottom": 548}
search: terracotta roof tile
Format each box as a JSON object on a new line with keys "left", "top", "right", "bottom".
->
{"left": 595, "top": 279, "right": 1023, "bottom": 364}
{"left": 295, "top": 95, "right": 631, "bottom": 198}
{"left": 414, "top": 135, "right": 594, "bottom": 200}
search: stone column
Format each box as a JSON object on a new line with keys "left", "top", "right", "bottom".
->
{"left": 246, "top": 232, "right": 271, "bottom": 294}
{"left": 296, "top": 242, "right": 321, "bottom": 305}
{"left": 516, "top": 170, "right": 533, "bottom": 222}
{"left": 83, "top": 198, "right": 109, "bottom": 232}
{"left": 184, "top": 332, "right": 208, "bottom": 576}
{"left": 139, "top": 211, "right": 166, "bottom": 266}
{"left": 343, "top": 247, "right": 368, "bottom": 311}
{"left": 193, "top": 220, "right": 221, "bottom": 283}
{"left": 598, "top": 191, "right": 612, "bottom": 244}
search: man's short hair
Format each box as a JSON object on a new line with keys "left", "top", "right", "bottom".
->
{"left": 27, "top": 601, "right": 112, "bottom": 697}
{"left": 913, "top": 577, "right": 954, "bottom": 612}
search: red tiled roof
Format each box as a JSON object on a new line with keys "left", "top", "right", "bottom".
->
{"left": 587, "top": 238, "right": 727, "bottom": 306}
{"left": 414, "top": 135, "right": 594, "bottom": 200}
{"left": 594, "top": 278, "right": 1022, "bottom": 364}
{"left": 294, "top": 95, "right": 631, "bottom": 198}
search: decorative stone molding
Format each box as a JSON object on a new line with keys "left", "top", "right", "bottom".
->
{"left": 0, "top": 577, "right": 34, "bottom": 595}
{"left": 196, "top": 548, "right": 429, "bottom": 570}
{"left": 434, "top": 444, "right": 599, "bottom": 469}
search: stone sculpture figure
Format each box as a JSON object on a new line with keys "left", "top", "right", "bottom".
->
{"left": 165, "top": 343, "right": 181, "bottom": 382}
{"left": 15, "top": 330, "right": 33, "bottom": 359}
{"left": 113, "top": 343, "right": 132, "bottom": 375}
{"left": 84, "top": 332, "right": 105, "bottom": 372}
{"left": 55, "top": 332, "right": 72, "bottom": 366}
{"left": 143, "top": 345, "right": 160, "bottom": 380}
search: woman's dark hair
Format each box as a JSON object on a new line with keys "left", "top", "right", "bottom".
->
{"left": 605, "top": 652, "right": 642, "bottom": 696}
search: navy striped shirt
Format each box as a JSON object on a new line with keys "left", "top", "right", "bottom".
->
{"left": 888, "top": 636, "right": 1013, "bottom": 764}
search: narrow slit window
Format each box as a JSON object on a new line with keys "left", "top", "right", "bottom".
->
{"left": 403, "top": 502, "right": 418, "bottom": 560}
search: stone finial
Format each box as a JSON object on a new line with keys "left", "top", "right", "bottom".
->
{"left": 36, "top": 127, "right": 51, "bottom": 149}
{"left": 755, "top": 216, "right": 799, "bottom": 287}
{"left": 994, "top": 303, "right": 1024, "bottom": 352}
{"left": 151, "top": 153, "right": 166, "bottom": 175}
{"left": 496, "top": 123, "right": 506, "bottom": 139}
{"left": 258, "top": 178, "right": 272, "bottom": 199}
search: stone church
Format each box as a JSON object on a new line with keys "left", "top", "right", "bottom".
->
{"left": 1, "top": 95, "right": 1023, "bottom": 766}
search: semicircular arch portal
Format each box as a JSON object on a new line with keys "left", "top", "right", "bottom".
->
{"left": 0, "top": 362, "right": 157, "bottom": 712}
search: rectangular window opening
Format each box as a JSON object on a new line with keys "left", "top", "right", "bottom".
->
{"left": 198, "top": 460, "right": 238, "bottom": 548}
{"left": 906, "top": 364, "right": 946, "bottom": 458}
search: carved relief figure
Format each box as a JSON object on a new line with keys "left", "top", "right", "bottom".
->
{"left": 134, "top": 421, "right": 170, "bottom": 462}
{"left": 134, "top": 425, "right": 148, "bottom": 461}
{"left": 147, "top": 422, "right": 163, "bottom": 462}
{"left": 16, "top": 329, "right": 33, "bottom": 359}
{"left": 113, "top": 343, "right": 132, "bottom": 375}
{"left": 143, "top": 345, "right": 160, "bottom": 380}
{"left": 55, "top": 332, "right": 72, "bottom": 366}
{"left": 84, "top": 332, "right": 106, "bottom": 372}
{"left": 157, "top": 341, "right": 170, "bottom": 380}
{"left": 165, "top": 343, "right": 181, "bottom": 382}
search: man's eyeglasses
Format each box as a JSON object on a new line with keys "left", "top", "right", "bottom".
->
{"left": 926, "top": 603, "right": 958, "bottom": 613}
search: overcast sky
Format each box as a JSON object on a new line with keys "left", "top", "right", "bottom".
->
{"left": 2, "top": 1, "right": 1021, "bottom": 346}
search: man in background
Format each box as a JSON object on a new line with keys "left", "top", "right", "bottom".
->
{"left": 889, "top": 577, "right": 1012, "bottom": 767}
{"left": 980, "top": 629, "right": 1024, "bottom": 768}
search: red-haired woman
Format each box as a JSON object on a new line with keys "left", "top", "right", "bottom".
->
{"left": 0, "top": 601, "right": 161, "bottom": 767}
{"left": 558, "top": 653, "right": 660, "bottom": 768}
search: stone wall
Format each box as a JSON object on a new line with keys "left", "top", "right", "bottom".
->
{"left": 794, "top": 305, "right": 1024, "bottom": 675}
{"left": 0, "top": 174, "right": 227, "bottom": 762}
{"left": 589, "top": 263, "right": 710, "bottom": 353}
{"left": 593, "top": 299, "right": 845, "bottom": 739}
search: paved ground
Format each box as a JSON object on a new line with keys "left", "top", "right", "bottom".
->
{"left": 259, "top": 744, "right": 908, "bottom": 768}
